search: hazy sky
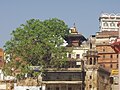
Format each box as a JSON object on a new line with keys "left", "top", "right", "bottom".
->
{"left": 0, "top": 0, "right": 120, "bottom": 48}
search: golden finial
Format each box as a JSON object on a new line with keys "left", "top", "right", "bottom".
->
{"left": 71, "top": 23, "right": 78, "bottom": 33}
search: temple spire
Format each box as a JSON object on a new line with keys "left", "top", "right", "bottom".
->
{"left": 70, "top": 23, "right": 78, "bottom": 34}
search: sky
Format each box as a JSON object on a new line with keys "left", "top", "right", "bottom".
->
{"left": 0, "top": 0, "right": 120, "bottom": 48}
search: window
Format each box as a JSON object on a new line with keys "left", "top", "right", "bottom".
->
{"left": 103, "top": 22, "right": 108, "bottom": 26}
{"left": 56, "top": 87, "right": 59, "bottom": 90}
{"left": 39, "top": 87, "right": 42, "bottom": 90}
{"left": 103, "top": 49, "right": 105, "bottom": 52}
{"left": 117, "top": 54, "right": 118, "bottom": 58}
{"left": 56, "top": 76, "right": 59, "bottom": 79}
{"left": 110, "top": 22, "right": 115, "bottom": 27}
{"left": 93, "top": 58, "right": 96, "bottom": 65}
{"left": 110, "top": 77, "right": 113, "bottom": 84}
{"left": 110, "top": 55, "right": 113, "bottom": 58}
{"left": 75, "top": 61, "right": 81, "bottom": 68}
{"left": 90, "top": 76, "right": 92, "bottom": 79}
{"left": 76, "top": 54, "right": 80, "bottom": 59}
{"left": 90, "top": 58, "right": 92, "bottom": 65}
{"left": 68, "top": 54, "right": 71, "bottom": 58}
{"left": 117, "top": 64, "right": 118, "bottom": 69}
{"left": 110, "top": 64, "right": 113, "bottom": 68}
{"left": 89, "top": 85, "right": 92, "bottom": 88}
{"left": 47, "top": 87, "right": 50, "bottom": 90}
{"left": 68, "top": 87, "right": 72, "bottom": 90}
{"left": 68, "top": 76, "right": 72, "bottom": 81}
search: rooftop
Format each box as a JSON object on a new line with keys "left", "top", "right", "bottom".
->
{"left": 96, "top": 31, "right": 118, "bottom": 38}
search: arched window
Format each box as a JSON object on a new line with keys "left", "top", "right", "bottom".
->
{"left": 110, "top": 64, "right": 113, "bottom": 68}
{"left": 117, "top": 64, "right": 118, "bottom": 69}
{"left": 110, "top": 55, "right": 113, "bottom": 58}
{"left": 103, "top": 22, "right": 108, "bottom": 27}
{"left": 90, "top": 76, "right": 92, "bottom": 79}
{"left": 110, "top": 22, "right": 115, "bottom": 27}
{"left": 93, "top": 58, "right": 96, "bottom": 65}
{"left": 90, "top": 58, "right": 92, "bottom": 65}
{"left": 117, "top": 54, "right": 118, "bottom": 58}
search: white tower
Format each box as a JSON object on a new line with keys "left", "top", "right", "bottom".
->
{"left": 99, "top": 13, "right": 120, "bottom": 32}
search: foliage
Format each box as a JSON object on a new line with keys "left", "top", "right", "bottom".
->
{"left": 3, "top": 18, "right": 69, "bottom": 78}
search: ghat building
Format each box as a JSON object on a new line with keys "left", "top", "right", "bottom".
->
{"left": 84, "top": 49, "right": 110, "bottom": 90}
{"left": 0, "top": 48, "right": 6, "bottom": 90}
{"left": 0, "top": 48, "right": 4, "bottom": 68}
{"left": 42, "top": 26, "right": 111, "bottom": 90}
{"left": 96, "top": 13, "right": 120, "bottom": 72}
{"left": 95, "top": 13, "right": 120, "bottom": 90}
{"left": 0, "top": 48, "right": 4, "bottom": 80}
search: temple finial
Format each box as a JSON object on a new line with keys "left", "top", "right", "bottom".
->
{"left": 71, "top": 23, "right": 78, "bottom": 33}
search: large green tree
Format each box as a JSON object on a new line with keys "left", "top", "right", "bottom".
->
{"left": 3, "top": 18, "right": 69, "bottom": 78}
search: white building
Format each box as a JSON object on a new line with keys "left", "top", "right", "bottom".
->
{"left": 99, "top": 13, "right": 120, "bottom": 32}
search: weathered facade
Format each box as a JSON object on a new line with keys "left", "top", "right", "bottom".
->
{"left": 96, "top": 31, "right": 118, "bottom": 71}
{"left": 0, "top": 48, "right": 4, "bottom": 68}
{"left": 95, "top": 13, "right": 120, "bottom": 90}
{"left": 0, "top": 48, "right": 6, "bottom": 90}
{"left": 84, "top": 50, "right": 111, "bottom": 90}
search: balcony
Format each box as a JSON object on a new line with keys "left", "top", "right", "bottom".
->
{"left": 42, "top": 72, "right": 84, "bottom": 81}
{"left": 45, "top": 68, "right": 82, "bottom": 72}
{"left": 84, "top": 50, "right": 98, "bottom": 57}
{"left": 42, "top": 81, "right": 82, "bottom": 84}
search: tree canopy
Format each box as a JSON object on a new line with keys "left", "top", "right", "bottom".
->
{"left": 3, "top": 18, "right": 69, "bottom": 78}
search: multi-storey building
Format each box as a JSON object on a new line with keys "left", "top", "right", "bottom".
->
{"left": 96, "top": 13, "right": 120, "bottom": 90}
{"left": 0, "top": 48, "right": 6, "bottom": 90}
{"left": 0, "top": 48, "right": 4, "bottom": 80}
{"left": 84, "top": 49, "right": 111, "bottom": 90}
{"left": 96, "top": 13, "right": 120, "bottom": 71}
{"left": 96, "top": 31, "right": 118, "bottom": 71}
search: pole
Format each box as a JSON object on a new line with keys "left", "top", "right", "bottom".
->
{"left": 117, "top": 22, "right": 120, "bottom": 90}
